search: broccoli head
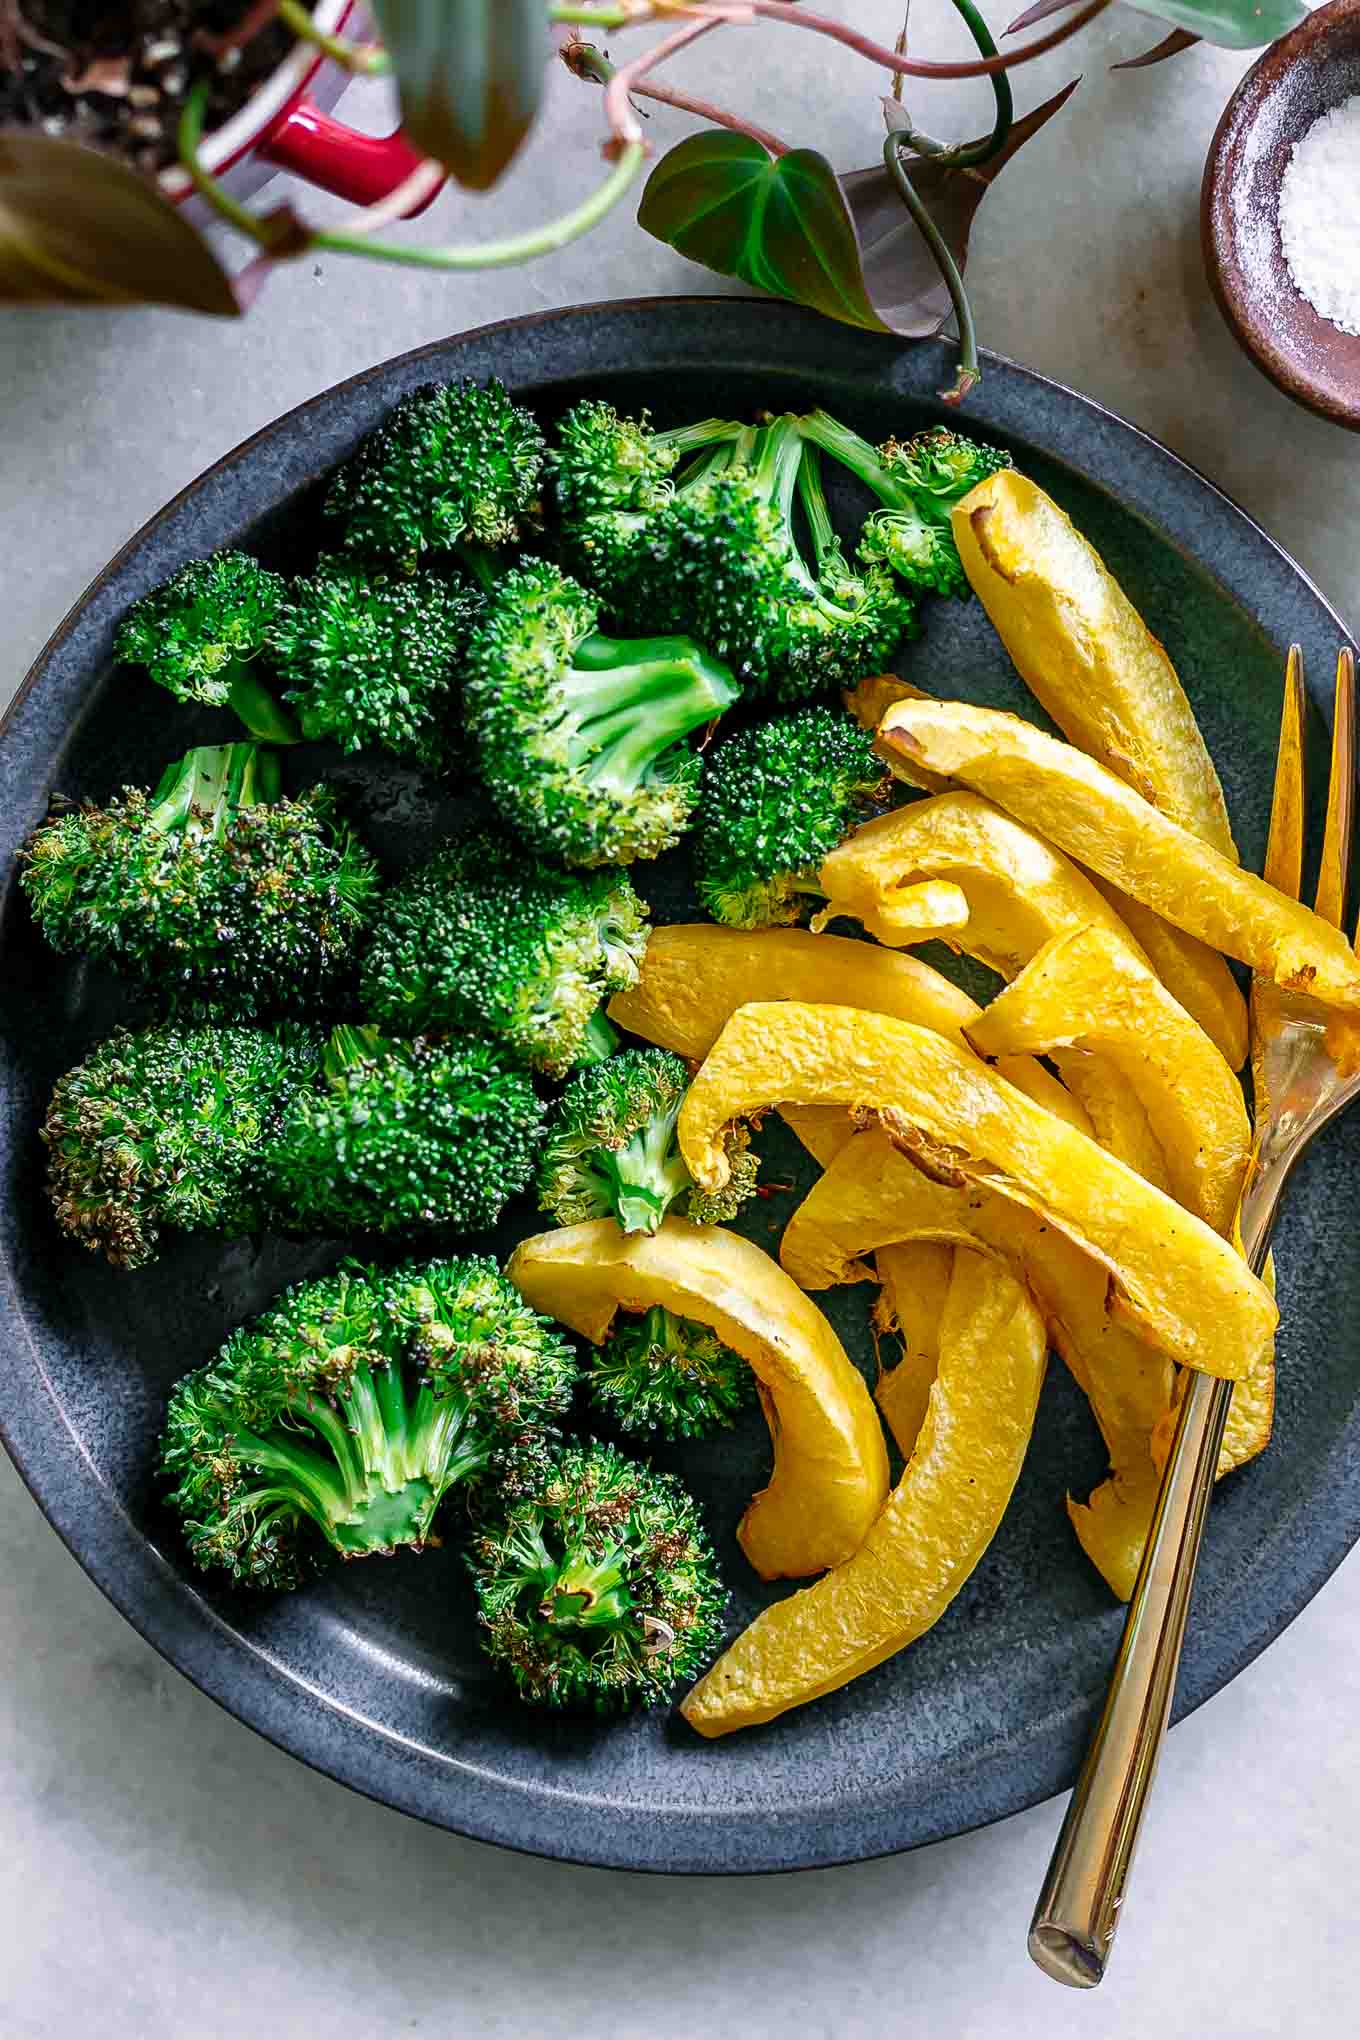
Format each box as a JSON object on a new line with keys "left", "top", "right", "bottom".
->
{"left": 550, "top": 400, "right": 740, "bottom": 597}
{"left": 264, "top": 1025, "right": 544, "bottom": 1237}
{"left": 115, "top": 551, "right": 299, "bottom": 745}
{"left": 590, "top": 1306, "right": 754, "bottom": 1441}
{"left": 270, "top": 555, "right": 482, "bottom": 768}
{"left": 360, "top": 828, "right": 649, "bottom": 1078}
{"left": 21, "top": 744, "right": 381, "bottom": 1016}
{"left": 798, "top": 412, "right": 1012, "bottom": 600}
{"left": 695, "top": 705, "right": 890, "bottom": 929}
{"left": 324, "top": 378, "right": 545, "bottom": 565}
{"left": 43, "top": 1021, "right": 320, "bottom": 1269}
{"left": 468, "top": 1439, "right": 726, "bottom": 1710}
{"left": 160, "top": 1256, "right": 578, "bottom": 1588}
{"left": 538, "top": 1047, "right": 758, "bottom": 1234}
{"left": 615, "top": 417, "right": 918, "bottom": 702}
{"left": 464, "top": 558, "right": 739, "bottom": 868}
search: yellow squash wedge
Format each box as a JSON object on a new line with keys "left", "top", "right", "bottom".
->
{"left": 784, "top": 1132, "right": 1175, "bottom": 1604}
{"left": 879, "top": 700, "right": 1360, "bottom": 1011}
{"left": 967, "top": 922, "right": 1251, "bottom": 1237}
{"left": 952, "top": 469, "right": 1236, "bottom": 855}
{"left": 816, "top": 792, "right": 1171, "bottom": 1189}
{"left": 682, "top": 1247, "right": 1047, "bottom": 1736}
{"left": 1085, "top": 882, "right": 1249, "bottom": 1071}
{"left": 506, "top": 1219, "right": 889, "bottom": 1582}
{"left": 681, "top": 1002, "right": 1275, "bottom": 1379}
{"left": 608, "top": 924, "right": 1092, "bottom": 1164}
{"left": 873, "top": 1240, "right": 954, "bottom": 1459}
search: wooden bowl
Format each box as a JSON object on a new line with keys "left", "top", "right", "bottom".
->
{"left": 1204, "top": 0, "right": 1360, "bottom": 428}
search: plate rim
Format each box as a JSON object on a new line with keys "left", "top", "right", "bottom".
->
{"left": 2, "top": 294, "right": 1356, "bottom": 1875}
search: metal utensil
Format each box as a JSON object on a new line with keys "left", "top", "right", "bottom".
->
{"left": 1030, "top": 644, "right": 1360, "bottom": 1987}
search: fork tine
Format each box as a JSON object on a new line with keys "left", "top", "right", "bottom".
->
{"left": 1264, "top": 645, "right": 1307, "bottom": 903}
{"left": 1316, "top": 647, "right": 1356, "bottom": 929}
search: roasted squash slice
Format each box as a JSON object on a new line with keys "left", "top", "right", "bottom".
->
{"left": 683, "top": 1247, "right": 1047, "bottom": 1736}
{"left": 878, "top": 701, "right": 1360, "bottom": 1011}
{"left": 951, "top": 469, "right": 1236, "bottom": 856}
{"left": 680, "top": 1002, "right": 1275, "bottom": 1378}
{"left": 506, "top": 1218, "right": 889, "bottom": 1582}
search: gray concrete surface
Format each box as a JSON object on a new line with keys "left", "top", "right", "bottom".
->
{"left": 2, "top": 7, "right": 1356, "bottom": 2034}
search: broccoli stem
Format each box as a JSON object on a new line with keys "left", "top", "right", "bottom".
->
{"left": 230, "top": 1361, "right": 488, "bottom": 1561}
{"left": 794, "top": 444, "right": 843, "bottom": 577}
{"left": 797, "top": 410, "right": 921, "bottom": 514}
{"left": 577, "top": 1008, "right": 620, "bottom": 1066}
{"left": 225, "top": 666, "right": 303, "bottom": 746}
{"left": 602, "top": 1097, "right": 694, "bottom": 1234}
{"left": 542, "top": 1550, "right": 632, "bottom": 1630}
{"left": 148, "top": 743, "right": 281, "bottom": 837}
{"left": 565, "top": 634, "right": 737, "bottom": 795}
{"left": 322, "top": 1022, "right": 383, "bottom": 1079}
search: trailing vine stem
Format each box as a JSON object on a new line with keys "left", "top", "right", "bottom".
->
{"left": 890, "top": 0, "right": 1013, "bottom": 169}
{"left": 177, "top": 83, "right": 646, "bottom": 271}
{"left": 562, "top": 38, "right": 792, "bottom": 157}
{"left": 884, "top": 133, "right": 979, "bottom": 407}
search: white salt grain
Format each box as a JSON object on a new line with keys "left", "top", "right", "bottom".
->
{"left": 1279, "top": 93, "right": 1360, "bottom": 335}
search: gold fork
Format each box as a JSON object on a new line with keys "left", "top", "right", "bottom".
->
{"left": 1029, "top": 644, "right": 1359, "bottom": 1988}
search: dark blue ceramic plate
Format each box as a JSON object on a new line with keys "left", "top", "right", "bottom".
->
{"left": 1, "top": 300, "right": 1355, "bottom": 1874}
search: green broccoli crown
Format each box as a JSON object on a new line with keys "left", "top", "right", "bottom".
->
{"left": 615, "top": 420, "right": 917, "bottom": 702}
{"left": 21, "top": 745, "right": 382, "bottom": 1016}
{"left": 695, "top": 705, "right": 889, "bottom": 929}
{"left": 464, "top": 557, "right": 739, "bottom": 868}
{"left": 798, "top": 411, "right": 1011, "bottom": 601}
{"left": 324, "top": 379, "right": 545, "bottom": 563}
{"left": 360, "top": 828, "right": 650, "bottom": 1077}
{"left": 160, "top": 1255, "right": 578, "bottom": 1588}
{"left": 264, "top": 1024, "right": 544, "bottom": 1236}
{"left": 43, "top": 1020, "right": 321, "bottom": 1270}
{"left": 270, "top": 555, "right": 482, "bottom": 767}
{"left": 538, "top": 1047, "right": 758, "bottom": 1234}
{"left": 551, "top": 403, "right": 741, "bottom": 597}
{"left": 114, "top": 552, "right": 299, "bottom": 744}
{"left": 468, "top": 1439, "right": 726, "bottom": 1710}
{"left": 591, "top": 1305, "right": 754, "bottom": 1441}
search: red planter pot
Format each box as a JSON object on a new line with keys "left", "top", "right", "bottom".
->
{"left": 159, "top": 1, "right": 442, "bottom": 219}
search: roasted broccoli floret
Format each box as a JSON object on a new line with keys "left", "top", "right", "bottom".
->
{"left": 798, "top": 412, "right": 1011, "bottom": 599}
{"left": 160, "top": 1257, "right": 578, "bottom": 1589}
{"left": 361, "top": 828, "right": 649, "bottom": 1077}
{"left": 463, "top": 558, "right": 739, "bottom": 867}
{"left": 618, "top": 416, "right": 918, "bottom": 702}
{"left": 21, "top": 744, "right": 381, "bottom": 1015}
{"left": 114, "top": 551, "right": 299, "bottom": 744}
{"left": 43, "top": 1021, "right": 320, "bottom": 1269}
{"left": 590, "top": 1306, "right": 753, "bottom": 1440}
{"left": 264, "top": 1024, "right": 543, "bottom": 1236}
{"left": 270, "top": 556, "right": 482, "bottom": 767}
{"left": 324, "top": 378, "right": 545, "bottom": 566}
{"left": 538, "top": 1048, "right": 758, "bottom": 1234}
{"left": 468, "top": 1440, "right": 726, "bottom": 1710}
{"left": 550, "top": 400, "right": 740, "bottom": 596}
{"left": 694, "top": 705, "right": 890, "bottom": 928}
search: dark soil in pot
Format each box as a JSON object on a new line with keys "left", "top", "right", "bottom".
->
{"left": 0, "top": 0, "right": 294, "bottom": 175}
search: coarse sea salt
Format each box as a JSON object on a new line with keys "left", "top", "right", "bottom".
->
{"left": 1279, "top": 93, "right": 1360, "bottom": 335}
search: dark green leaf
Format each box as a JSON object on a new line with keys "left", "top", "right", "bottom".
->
{"left": 639, "top": 133, "right": 890, "bottom": 335}
{"left": 370, "top": 0, "right": 547, "bottom": 189}
{"left": 0, "top": 133, "right": 240, "bottom": 314}
{"left": 1124, "top": 0, "right": 1304, "bottom": 47}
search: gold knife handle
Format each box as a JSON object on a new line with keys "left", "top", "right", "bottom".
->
{"left": 1029, "top": 1208, "right": 1277, "bottom": 1987}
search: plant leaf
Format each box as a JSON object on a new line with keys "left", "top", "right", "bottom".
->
{"left": 639, "top": 133, "right": 891, "bottom": 334}
{"left": 1124, "top": 0, "right": 1303, "bottom": 46}
{"left": 1111, "top": 26, "right": 1201, "bottom": 68}
{"left": 842, "top": 79, "right": 1080, "bottom": 338}
{"left": 1007, "top": 0, "right": 1085, "bottom": 32}
{"left": 370, "top": 0, "right": 548, "bottom": 190}
{"left": 0, "top": 132, "right": 241, "bottom": 312}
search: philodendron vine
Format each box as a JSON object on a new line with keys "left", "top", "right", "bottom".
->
{"left": 0, "top": 0, "right": 1309, "bottom": 392}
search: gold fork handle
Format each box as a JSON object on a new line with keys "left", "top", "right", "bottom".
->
{"left": 1028, "top": 1367, "right": 1233, "bottom": 1985}
{"left": 1029, "top": 1211, "right": 1277, "bottom": 1987}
